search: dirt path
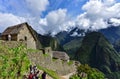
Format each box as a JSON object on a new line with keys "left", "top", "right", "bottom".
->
{"left": 46, "top": 71, "right": 76, "bottom": 79}
{"left": 60, "top": 72, "right": 76, "bottom": 79}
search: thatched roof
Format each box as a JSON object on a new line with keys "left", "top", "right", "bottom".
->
{"left": 2, "top": 22, "right": 27, "bottom": 35}
{"left": 1, "top": 22, "right": 37, "bottom": 41}
{"left": 53, "top": 51, "right": 69, "bottom": 61}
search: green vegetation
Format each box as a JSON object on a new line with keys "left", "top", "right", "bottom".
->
{"left": 42, "top": 53, "right": 49, "bottom": 57}
{"left": 52, "top": 58, "right": 57, "bottom": 61}
{"left": 70, "top": 64, "right": 105, "bottom": 79}
{"left": 74, "top": 32, "right": 120, "bottom": 79}
{"left": 70, "top": 74, "right": 80, "bottom": 79}
{"left": 37, "top": 65, "right": 60, "bottom": 79}
{"left": 0, "top": 44, "right": 30, "bottom": 79}
{"left": 63, "top": 38, "right": 82, "bottom": 59}
{"left": 106, "top": 71, "right": 120, "bottom": 79}
{"left": 63, "top": 38, "right": 82, "bottom": 53}
{"left": 67, "top": 60, "right": 73, "bottom": 65}
{"left": 0, "top": 43, "right": 61, "bottom": 79}
{"left": 27, "top": 48, "right": 40, "bottom": 53}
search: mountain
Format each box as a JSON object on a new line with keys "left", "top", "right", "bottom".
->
{"left": 55, "top": 27, "right": 87, "bottom": 55}
{"left": 56, "top": 27, "right": 86, "bottom": 45}
{"left": 100, "top": 26, "right": 120, "bottom": 44}
{"left": 55, "top": 27, "right": 85, "bottom": 46}
{"left": 63, "top": 38, "right": 82, "bottom": 59}
{"left": 99, "top": 26, "right": 120, "bottom": 52}
{"left": 0, "top": 33, "right": 1, "bottom": 39}
{"left": 75, "top": 32, "right": 120, "bottom": 79}
{"left": 56, "top": 25, "right": 120, "bottom": 54}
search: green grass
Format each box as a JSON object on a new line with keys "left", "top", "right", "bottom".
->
{"left": 0, "top": 44, "right": 30, "bottom": 79}
{"left": 52, "top": 58, "right": 58, "bottom": 62}
{"left": 37, "top": 65, "right": 61, "bottom": 79}
{"left": 67, "top": 60, "right": 73, "bottom": 65}
{"left": 42, "top": 53, "right": 49, "bottom": 57}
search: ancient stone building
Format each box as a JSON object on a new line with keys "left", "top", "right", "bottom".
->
{"left": 1, "top": 22, "right": 39, "bottom": 49}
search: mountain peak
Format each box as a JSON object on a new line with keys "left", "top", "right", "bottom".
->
{"left": 75, "top": 32, "right": 120, "bottom": 74}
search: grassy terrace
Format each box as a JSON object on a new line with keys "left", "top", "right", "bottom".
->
{"left": 0, "top": 43, "right": 30, "bottom": 79}
{"left": 0, "top": 41, "right": 61, "bottom": 79}
{"left": 37, "top": 65, "right": 61, "bottom": 79}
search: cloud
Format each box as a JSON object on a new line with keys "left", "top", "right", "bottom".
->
{"left": 0, "top": 12, "right": 44, "bottom": 34}
{"left": 1, "top": 0, "right": 120, "bottom": 35}
{"left": 39, "top": 8, "right": 69, "bottom": 35}
{"left": 70, "top": 32, "right": 78, "bottom": 36}
{"left": 76, "top": 13, "right": 91, "bottom": 29}
{"left": 0, "top": 0, "right": 50, "bottom": 34}
{"left": 75, "top": 0, "right": 120, "bottom": 30}
{"left": 103, "top": 0, "right": 116, "bottom": 6}
{"left": 1, "top": 0, "right": 49, "bottom": 16}
{"left": 39, "top": 0, "right": 120, "bottom": 35}
{"left": 0, "top": 12, "right": 26, "bottom": 32}
{"left": 25, "top": 0, "right": 49, "bottom": 15}
{"left": 109, "top": 18, "right": 120, "bottom": 26}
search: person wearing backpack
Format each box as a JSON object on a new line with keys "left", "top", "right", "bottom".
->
{"left": 28, "top": 72, "right": 34, "bottom": 79}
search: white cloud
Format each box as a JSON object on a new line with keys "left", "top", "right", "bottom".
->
{"left": 0, "top": 12, "right": 26, "bottom": 32}
{"left": 0, "top": 0, "right": 50, "bottom": 34}
{"left": 38, "top": 0, "right": 120, "bottom": 35}
{"left": 0, "top": 12, "right": 45, "bottom": 34}
{"left": 39, "top": 9, "right": 69, "bottom": 35}
{"left": 76, "top": 13, "right": 90, "bottom": 29}
{"left": 25, "top": 0, "right": 49, "bottom": 15}
{"left": 39, "top": 0, "right": 120, "bottom": 35}
{"left": 82, "top": 0, "right": 103, "bottom": 15}
{"left": 1, "top": 0, "right": 120, "bottom": 35}
{"left": 46, "top": 9, "right": 67, "bottom": 26}
{"left": 70, "top": 32, "right": 78, "bottom": 36}
{"left": 109, "top": 18, "right": 120, "bottom": 26}
{"left": 103, "top": 0, "right": 116, "bottom": 6}
{"left": 39, "top": 18, "right": 47, "bottom": 26}
{"left": 74, "top": 0, "right": 120, "bottom": 30}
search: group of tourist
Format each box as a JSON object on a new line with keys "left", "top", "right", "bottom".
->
{"left": 28, "top": 65, "right": 46, "bottom": 79}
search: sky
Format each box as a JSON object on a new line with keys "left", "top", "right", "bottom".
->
{"left": 0, "top": 0, "right": 120, "bottom": 35}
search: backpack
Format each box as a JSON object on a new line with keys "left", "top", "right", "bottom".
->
{"left": 28, "top": 74, "right": 34, "bottom": 79}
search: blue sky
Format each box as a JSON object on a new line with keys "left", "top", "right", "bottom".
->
{"left": 0, "top": 0, "right": 120, "bottom": 35}
{"left": 0, "top": 0, "right": 87, "bottom": 18}
{"left": 42, "top": 0, "right": 87, "bottom": 17}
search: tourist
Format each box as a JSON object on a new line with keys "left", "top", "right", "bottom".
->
{"left": 41, "top": 71, "right": 46, "bottom": 79}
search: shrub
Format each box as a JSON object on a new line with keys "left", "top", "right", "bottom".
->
{"left": 70, "top": 64, "right": 105, "bottom": 79}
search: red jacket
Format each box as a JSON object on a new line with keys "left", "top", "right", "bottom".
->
{"left": 28, "top": 73, "right": 34, "bottom": 79}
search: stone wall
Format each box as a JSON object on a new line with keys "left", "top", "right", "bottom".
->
{"left": 27, "top": 52, "right": 76, "bottom": 75}
{"left": 0, "top": 40, "right": 26, "bottom": 48}
{"left": 18, "top": 25, "right": 36, "bottom": 49}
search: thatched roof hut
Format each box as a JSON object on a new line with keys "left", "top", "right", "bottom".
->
{"left": 1, "top": 22, "right": 37, "bottom": 41}
{"left": 1, "top": 22, "right": 41, "bottom": 49}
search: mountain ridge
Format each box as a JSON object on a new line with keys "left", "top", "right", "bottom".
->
{"left": 74, "top": 32, "right": 120, "bottom": 79}
{"left": 55, "top": 25, "right": 120, "bottom": 55}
